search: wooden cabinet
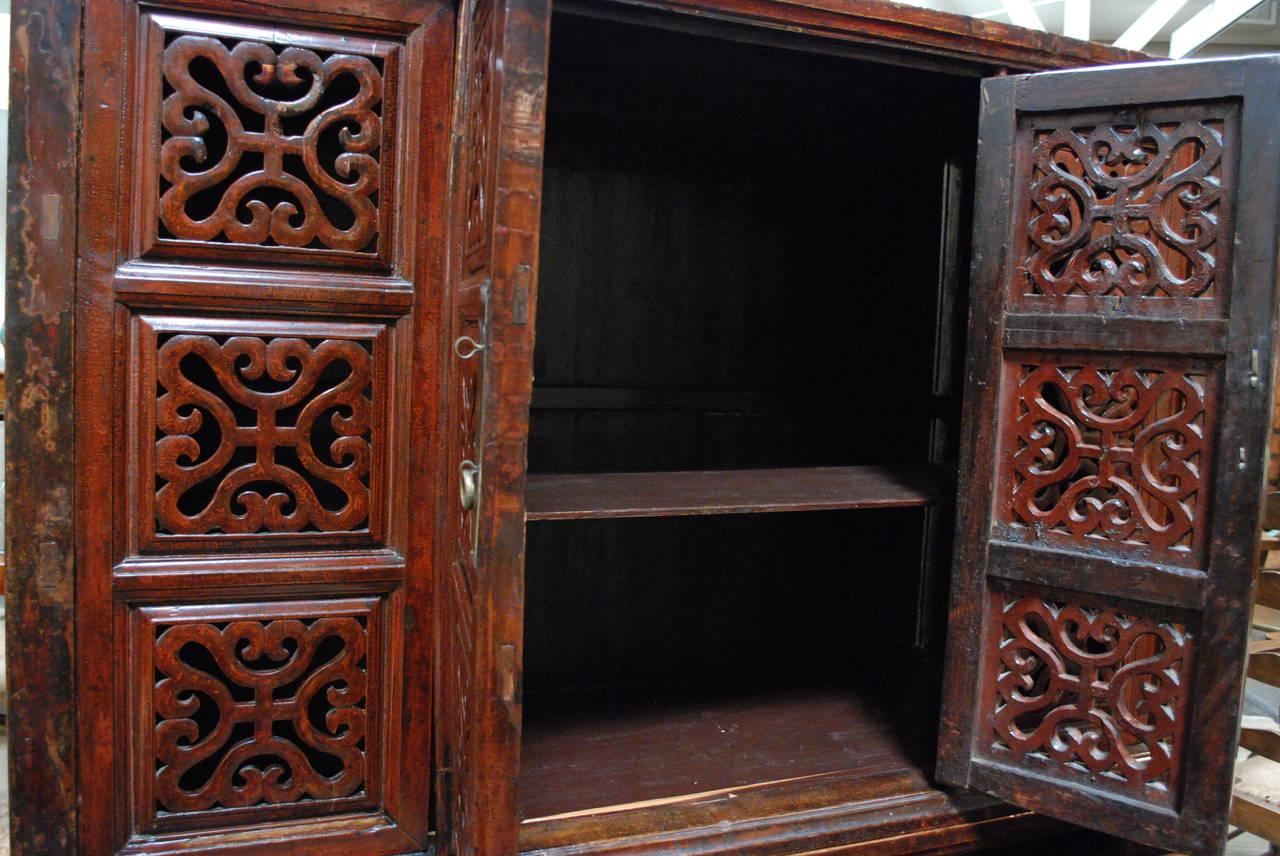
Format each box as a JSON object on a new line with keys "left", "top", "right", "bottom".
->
{"left": 9, "top": 0, "right": 1280, "bottom": 854}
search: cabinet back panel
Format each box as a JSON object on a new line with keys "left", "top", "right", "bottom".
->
{"left": 531, "top": 14, "right": 980, "bottom": 473}
{"left": 523, "top": 509, "right": 926, "bottom": 694}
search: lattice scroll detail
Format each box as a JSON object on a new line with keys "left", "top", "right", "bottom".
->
{"left": 989, "top": 594, "right": 1191, "bottom": 797}
{"left": 154, "top": 333, "right": 373, "bottom": 537}
{"left": 153, "top": 615, "right": 368, "bottom": 813}
{"left": 159, "top": 33, "right": 385, "bottom": 253}
{"left": 1020, "top": 119, "right": 1225, "bottom": 300}
{"left": 463, "top": 0, "right": 498, "bottom": 276}
{"left": 1008, "top": 359, "right": 1209, "bottom": 557}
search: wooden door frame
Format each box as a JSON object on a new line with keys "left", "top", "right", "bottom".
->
{"left": 3, "top": 0, "right": 1140, "bottom": 853}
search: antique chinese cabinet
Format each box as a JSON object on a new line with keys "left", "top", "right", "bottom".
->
{"left": 10, "top": 0, "right": 1280, "bottom": 853}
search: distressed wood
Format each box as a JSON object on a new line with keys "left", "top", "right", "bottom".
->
{"left": 937, "top": 56, "right": 1280, "bottom": 855}
{"left": 64, "top": 0, "right": 451, "bottom": 853}
{"left": 435, "top": 0, "right": 550, "bottom": 852}
{"left": 559, "top": 0, "right": 1143, "bottom": 74}
{"left": 25, "top": 1, "right": 1274, "bottom": 855}
{"left": 5, "top": 1, "right": 81, "bottom": 854}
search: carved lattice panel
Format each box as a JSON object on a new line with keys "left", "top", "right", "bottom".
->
{"left": 462, "top": 0, "right": 498, "bottom": 277}
{"left": 131, "top": 315, "right": 394, "bottom": 553}
{"left": 1013, "top": 105, "right": 1237, "bottom": 317}
{"left": 137, "top": 13, "right": 402, "bottom": 269}
{"left": 979, "top": 588, "right": 1193, "bottom": 807}
{"left": 998, "top": 353, "right": 1217, "bottom": 566}
{"left": 132, "top": 597, "right": 389, "bottom": 832}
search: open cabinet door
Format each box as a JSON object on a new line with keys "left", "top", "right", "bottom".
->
{"left": 436, "top": 0, "right": 550, "bottom": 852}
{"left": 938, "top": 56, "right": 1280, "bottom": 854}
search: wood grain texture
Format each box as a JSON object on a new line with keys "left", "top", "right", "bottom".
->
{"left": 5, "top": 1, "right": 81, "bottom": 854}
{"left": 522, "top": 767, "right": 1069, "bottom": 856}
{"left": 525, "top": 466, "right": 942, "bottom": 521}
{"left": 435, "top": 0, "right": 551, "bottom": 852}
{"left": 519, "top": 686, "right": 933, "bottom": 821}
{"left": 558, "top": 0, "right": 1144, "bottom": 74}
{"left": 15, "top": 0, "right": 1205, "bottom": 853}
{"left": 938, "top": 56, "right": 1280, "bottom": 855}
{"left": 137, "top": 597, "right": 391, "bottom": 833}
{"left": 134, "top": 11, "right": 405, "bottom": 272}
{"left": 64, "top": 0, "right": 451, "bottom": 853}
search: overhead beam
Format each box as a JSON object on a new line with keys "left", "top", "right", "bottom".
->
{"left": 1002, "top": 0, "right": 1046, "bottom": 30}
{"left": 1170, "top": 0, "right": 1267, "bottom": 57}
{"left": 1063, "top": 0, "right": 1091, "bottom": 40}
{"left": 1113, "top": 0, "right": 1189, "bottom": 50}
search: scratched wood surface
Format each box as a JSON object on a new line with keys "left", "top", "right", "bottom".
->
{"left": 937, "top": 58, "right": 1280, "bottom": 855}
{"left": 6, "top": 1, "right": 80, "bottom": 854}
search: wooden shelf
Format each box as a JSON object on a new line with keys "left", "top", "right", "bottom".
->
{"left": 524, "top": 465, "right": 943, "bottom": 522}
{"left": 518, "top": 684, "right": 931, "bottom": 822}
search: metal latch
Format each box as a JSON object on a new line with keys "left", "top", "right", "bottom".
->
{"left": 454, "top": 336, "right": 486, "bottom": 360}
{"left": 460, "top": 460, "right": 480, "bottom": 510}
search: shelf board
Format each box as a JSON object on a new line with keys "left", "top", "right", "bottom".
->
{"left": 524, "top": 465, "right": 943, "bottom": 522}
{"left": 518, "top": 684, "right": 930, "bottom": 822}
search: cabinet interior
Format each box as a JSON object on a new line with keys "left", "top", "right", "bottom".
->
{"left": 522, "top": 9, "right": 985, "bottom": 846}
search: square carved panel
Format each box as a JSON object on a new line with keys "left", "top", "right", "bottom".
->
{"left": 129, "top": 596, "right": 393, "bottom": 835}
{"left": 135, "top": 13, "right": 404, "bottom": 270}
{"left": 1011, "top": 104, "right": 1238, "bottom": 318}
{"left": 978, "top": 587, "right": 1193, "bottom": 808}
{"left": 129, "top": 314, "right": 397, "bottom": 555}
{"left": 996, "top": 352, "right": 1218, "bottom": 567}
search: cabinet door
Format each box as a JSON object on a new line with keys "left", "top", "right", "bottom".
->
{"left": 436, "top": 0, "right": 550, "bottom": 852}
{"left": 62, "top": 1, "right": 453, "bottom": 853}
{"left": 938, "top": 56, "right": 1280, "bottom": 854}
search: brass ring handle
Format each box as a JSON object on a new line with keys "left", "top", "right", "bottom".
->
{"left": 460, "top": 460, "right": 480, "bottom": 510}
{"left": 454, "top": 336, "right": 486, "bottom": 360}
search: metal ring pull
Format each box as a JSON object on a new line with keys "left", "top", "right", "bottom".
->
{"left": 454, "top": 336, "right": 486, "bottom": 360}
{"left": 460, "top": 460, "right": 480, "bottom": 510}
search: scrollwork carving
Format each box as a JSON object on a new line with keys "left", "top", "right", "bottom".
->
{"left": 989, "top": 594, "right": 1190, "bottom": 799}
{"left": 1007, "top": 359, "right": 1209, "bottom": 557}
{"left": 1020, "top": 118, "right": 1225, "bottom": 301}
{"left": 154, "top": 333, "right": 374, "bottom": 537}
{"left": 153, "top": 615, "right": 368, "bottom": 813}
{"left": 158, "top": 33, "right": 385, "bottom": 254}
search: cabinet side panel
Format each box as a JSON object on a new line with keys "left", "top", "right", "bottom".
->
{"left": 5, "top": 1, "right": 82, "bottom": 854}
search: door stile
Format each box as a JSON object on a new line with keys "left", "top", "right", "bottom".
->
{"left": 6, "top": 1, "right": 83, "bottom": 853}
{"left": 438, "top": 0, "right": 551, "bottom": 851}
{"left": 1185, "top": 59, "right": 1280, "bottom": 842}
{"left": 936, "top": 73, "right": 1019, "bottom": 792}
